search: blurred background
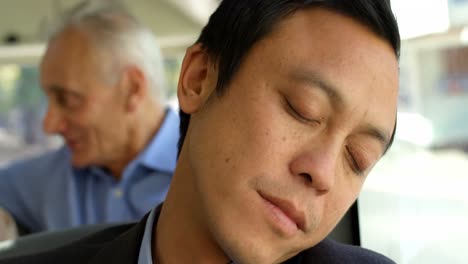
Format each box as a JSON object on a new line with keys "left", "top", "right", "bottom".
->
{"left": 0, "top": 0, "right": 218, "bottom": 164}
{"left": 0, "top": 0, "right": 466, "bottom": 263}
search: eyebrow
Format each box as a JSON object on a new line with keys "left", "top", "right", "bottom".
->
{"left": 289, "top": 69, "right": 393, "bottom": 155}
{"left": 46, "top": 85, "right": 66, "bottom": 93}
{"left": 45, "top": 85, "right": 82, "bottom": 98}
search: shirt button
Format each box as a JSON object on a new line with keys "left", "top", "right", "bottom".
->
{"left": 114, "top": 189, "right": 123, "bottom": 198}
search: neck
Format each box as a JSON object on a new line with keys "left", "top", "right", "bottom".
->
{"left": 107, "top": 102, "right": 165, "bottom": 180}
{"left": 154, "top": 150, "right": 231, "bottom": 264}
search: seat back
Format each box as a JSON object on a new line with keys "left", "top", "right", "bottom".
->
{"left": 0, "top": 222, "right": 124, "bottom": 259}
{"left": 328, "top": 201, "right": 361, "bottom": 245}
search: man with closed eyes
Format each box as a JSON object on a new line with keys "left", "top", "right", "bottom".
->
{"left": 0, "top": 0, "right": 400, "bottom": 263}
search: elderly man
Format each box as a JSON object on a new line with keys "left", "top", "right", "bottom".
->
{"left": 0, "top": 6, "right": 179, "bottom": 238}
{"left": 0, "top": 0, "right": 400, "bottom": 263}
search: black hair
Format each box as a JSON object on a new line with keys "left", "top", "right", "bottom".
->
{"left": 178, "top": 0, "right": 400, "bottom": 155}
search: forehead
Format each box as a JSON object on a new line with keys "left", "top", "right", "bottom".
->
{"left": 239, "top": 7, "right": 399, "bottom": 132}
{"left": 40, "top": 28, "right": 104, "bottom": 89}
{"left": 42, "top": 28, "right": 93, "bottom": 68}
{"left": 262, "top": 8, "right": 398, "bottom": 76}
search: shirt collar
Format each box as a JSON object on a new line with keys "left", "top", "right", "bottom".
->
{"left": 137, "top": 205, "right": 160, "bottom": 264}
{"left": 72, "top": 108, "right": 179, "bottom": 179}
{"left": 139, "top": 108, "right": 180, "bottom": 173}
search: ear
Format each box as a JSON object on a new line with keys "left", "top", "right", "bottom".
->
{"left": 177, "top": 43, "right": 215, "bottom": 114}
{"left": 120, "top": 66, "right": 147, "bottom": 112}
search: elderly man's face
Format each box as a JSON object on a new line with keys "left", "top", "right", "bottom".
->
{"left": 179, "top": 8, "right": 399, "bottom": 264}
{"left": 40, "top": 28, "right": 129, "bottom": 168}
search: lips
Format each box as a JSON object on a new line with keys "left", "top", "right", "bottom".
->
{"left": 259, "top": 191, "right": 306, "bottom": 232}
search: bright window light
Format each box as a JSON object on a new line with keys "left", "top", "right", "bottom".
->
{"left": 391, "top": 0, "right": 450, "bottom": 39}
{"left": 396, "top": 112, "right": 434, "bottom": 147}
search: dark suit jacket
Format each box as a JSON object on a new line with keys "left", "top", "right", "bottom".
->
{"left": 0, "top": 213, "right": 395, "bottom": 264}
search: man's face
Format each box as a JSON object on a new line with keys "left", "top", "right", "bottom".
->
{"left": 40, "top": 28, "right": 129, "bottom": 168}
{"left": 180, "top": 8, "right": 399, "bottom": 264}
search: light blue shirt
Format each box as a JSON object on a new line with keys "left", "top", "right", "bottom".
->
{"left": 0, "top": 109, "right": 179, "bottom": 233}
{"left": 138, "top": 207, "right": 158, "bottom": 264}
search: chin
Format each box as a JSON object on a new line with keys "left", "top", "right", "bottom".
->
{"left": 228, "top": 247, "right": 291, "bottom": 264}
{"left": 70, "top": 155, "right": 92, "bottom": 168}
{"left": 215, "top": 224, "right": 294, "bottom": 264}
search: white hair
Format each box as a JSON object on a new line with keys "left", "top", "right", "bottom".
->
{"left": 49, "top": 1, "right": 167, "bottom": 101}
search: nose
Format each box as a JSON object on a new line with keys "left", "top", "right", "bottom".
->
{"left": 42, "top": 105, "right": 66, "bottom": 135}
{"left": 289, "top": 140, "right": 340, "bottom": 193}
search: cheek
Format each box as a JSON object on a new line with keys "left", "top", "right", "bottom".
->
{"left": 65, "top": 114, "right": 88, "bottom": 135}
{"left": 72, "top": 113, "right": 111, "bottom": 148}
{"left": 326, "top": 177, "right": 363, "bottom": 221}
{"left": 68, "top": 105, "right": 98, "bottom": 128}
{"left": 190, "top": 95, "right": 288, "bottom": 189}
{"left": 237, "top": 92, "right": 295, "bottom": 153}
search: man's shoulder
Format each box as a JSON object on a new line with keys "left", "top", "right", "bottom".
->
{"left": 1, "top": 146, "right": 70, "bottom": 174}
{"left": 299, "top": 238, "right": 395, "bottom": 264}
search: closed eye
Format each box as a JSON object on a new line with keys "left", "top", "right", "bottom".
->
{"left": 54, "top": 91, "right": 82, "bottom": 110}
{"left": 55, "top": 92, "right": 67, "bottom": 106}
{"left": 345, "top": 145, "right": 365, "bottom": 176}
{"left": 46, "top": 85, "right": 83, "bottom": 111}
{"left": 285, "top": 98, "right": 320, "bottom": 125}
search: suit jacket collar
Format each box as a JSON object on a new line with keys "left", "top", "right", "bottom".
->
{"left": 86, "top": 204, "right": 303, "bottom": 264}
{"left": 89, "top": 213, "right": 151, "bottom": 264}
